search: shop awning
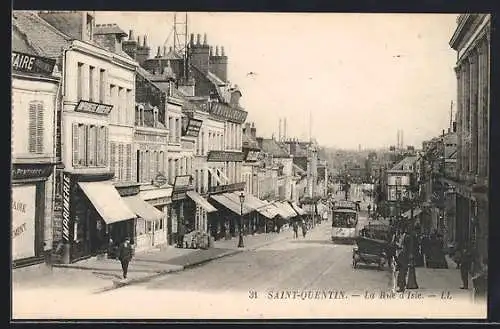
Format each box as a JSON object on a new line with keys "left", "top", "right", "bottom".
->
{"left": 228, "top": 192, "right": 268, "bottom": 211}
{"left": 256, "top": 202, "right": 279, "bottom": 219}
{"left": 280, "top": 201, "right": 298, "bottom": 217}
{"left": 186, "top": 190, "right": 217, "bottom": 213}
{"left": 270, "top": 202, "right": 293, "bottom": 219}
{"left": 78, "top": 182, "right": 136, "bottom": 224}
{"left": 402, "top": 207, "right": 422, "bottom": 219}
{"left": 123, "top": 195, "right": 163, "bottom": 222}
{"left": 290, "top": 202, "right": 306, "bottom": 216}
{"left": 210, "top": 193, "right": 253, "bottom": 216}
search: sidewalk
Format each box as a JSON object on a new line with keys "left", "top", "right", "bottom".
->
{"left": 391, "top": 255, "right": 475, "bottom": 302}
{"left": 13, "top": 229, "right": 293, "bottom": 293}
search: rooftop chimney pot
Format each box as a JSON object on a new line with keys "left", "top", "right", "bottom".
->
{"left": 190, "top": 33, "right": 194, "bottom": 45}
{"left": 143, "top": 35, "right": 148, "bottom": 47}
{"left": 129, "top": 29, "right": 134, "bottom": 41}
{"left": 221, "top": 46, "right": 225, "bottom": 56}
{"left": 156, "top": 46, "right": 161, "bottom": 57}
{"left": 196, "top": 34, "right": 201, "bottom": 45}
{"left": 203, "top": 33, "right": 207, "bottom": 45}
{"left": 209, "top": 46, "right": 213, "bottom": 56}
{"left": 215, "top": 45, "right": 219, "bottom": 56}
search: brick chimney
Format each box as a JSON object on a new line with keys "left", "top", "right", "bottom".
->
{"left": 209, "top": 45, "right": 228, "bottom": 82}
{"left": 38, "top": 11, "right": 95, "bottom": 42}
{"left": 122, "top": 30, "right": 138, "bottom": 60}
{"left": 189, "top": 33, "right": 210, "bottom": 73}
{"left": 135, "top": 35, "right": 151, "bottom": 66}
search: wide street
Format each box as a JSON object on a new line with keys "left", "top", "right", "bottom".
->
{"left": 128, "top": 220, "right": 391, "bottom": 294}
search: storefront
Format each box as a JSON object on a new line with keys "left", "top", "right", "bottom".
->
{"left": 12, "top": 164, "right": 54, "bottom": 268}
{"left": 57, "top": 172, "right": 137, "bottom": 263}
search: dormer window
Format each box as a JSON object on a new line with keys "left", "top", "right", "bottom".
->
{"left": 153, "top": 107, "right": 159, "bottom": 128}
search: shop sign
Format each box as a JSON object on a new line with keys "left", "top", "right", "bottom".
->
{"left": 75, "top": 100, "right": 113, "bottom": 115}
{"left": 171, "top": 191, "right": 187, "bottom": 201}
{"left": 12, "top": 51, "right": 56, "bottom": 76}
{"left": 12, "top": 164, "right": 53, "bottom": 180}
{"left": 209, "top": 103, "right": 248, "bottom": 124}
{"left": 153, "top": 173, "right": 168, "bottom": 188}
{"left": 173, "top": 175, "right": 193, "bottom": 191}
{"left": 62, "top": 172, "right": 72, "bottom": 243}
{"left": 182, "top": 118, "right": 203, "bottom": 137}
{"left": 208, "top": 182, "right": 246, "bottom": 194}
{"left": 12, "top": 184, "right": 37, "bottom": 260}
{"left": 244, "top": 150, "right": 260, "bottom": 162}
{"left": 207, "top": 151, "right": 245, "bottom": 162}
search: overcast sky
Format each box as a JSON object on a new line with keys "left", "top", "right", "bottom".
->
{"left": 96, "top": 12, "right": 459, "bottom": 150}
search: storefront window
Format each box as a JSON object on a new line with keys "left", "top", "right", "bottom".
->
{"left": 136, "top": 218, "right": 146, "bottom": 235}
{"left": 146, "top": 221, "right": 153, "bottom": 233}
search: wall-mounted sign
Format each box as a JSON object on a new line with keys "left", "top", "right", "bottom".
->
{"left": 75, "top": 100, "right": 113, "bottom": 115}
{"left": 183, "top": 118, "right": 203, "bottom": 137}
{"left": 334, "top": 200, "right": 357, "bottom": 210}
{"left": 244, "top": 150, "right": 260, "bottom": 162}
{"left": 61, "top": 172, "right": 72, "bottom": 243}
{"left": 12, "top": 164, "right": 53, "bottom": 180}
{"left": 207, "top": 151, "right": 245, "bottom": 163}
{"left": 173, "top": 175, "right": 193, "bottom": 191}
{"left": 12, "top": 184, "right": 37, "bottom": 260}
{"left": 209, "top": 103, "right": 248, "bottom": 124}
{"left": 208, "top": 182, "right": 246, "bottom": 194}
{"left": 12, "top": 51, "right": 56, "bottom": 76}
{"left": 153, "top": 173, "right": 168, "bottom": 187}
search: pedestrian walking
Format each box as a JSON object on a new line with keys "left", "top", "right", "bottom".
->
{"left": 292, "top": 220, "right": 299, "bottom": 239}
{"left": 458, "top": 246, "right": 472, "bottom": 289}
{"left": 118, "top": 237, "right": 133, "bottom": 280}
{"left": 395, "top": 228, "right": 410, "bottom": 292}
{"left": 301, "top": 220, "right": 307, "bottom": 238}
{"left": 177, "top": 222, "right": 186, "bottom": 248}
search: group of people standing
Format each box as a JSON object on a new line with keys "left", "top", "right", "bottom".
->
{"left": 292, "top": 219, "right": 308, "bottom": 239}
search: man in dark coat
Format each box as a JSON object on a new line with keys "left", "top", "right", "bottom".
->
{"left": 395, "top": 229, "right": 410, "bottom": 292}
{"left": 177, "top": 222, "right": 186, "bottom": 248}
{"left": 458, "top": 247, "right": 472, "bottom": 289}
{"left": 118, "top": 237, "right": 133, "bottom": 279}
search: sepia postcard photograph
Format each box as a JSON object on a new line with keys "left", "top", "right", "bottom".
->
{"left": 11, "top": 10, "right": 490, "bottom": 320}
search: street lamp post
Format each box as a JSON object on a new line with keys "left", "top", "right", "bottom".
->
{"left": 238, "top": 192, "right": 245, "bottom": 248}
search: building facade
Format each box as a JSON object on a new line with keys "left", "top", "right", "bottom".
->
{"left": 11, "top": 24, "right": 61, "bottom": 267}
{"left": 29, "top": 11, "right": 142, "bottom": 263}
{"left": 449, "top": 14, "right": 490, "bottom": 268}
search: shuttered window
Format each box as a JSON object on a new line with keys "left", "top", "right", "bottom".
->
{"left": 72, "top": 123, "right": 79, "bottom": 166}
{"left": 87, "top": 125, "right": 97, "bottom": 166}
{"left": 118, "top": 143, "right": 124, "bottom": 181}
{"left": 110, "top": 142, "right": 117, "bottom": 179}
{"left": 126, "top": 144, "right": 132, "bottom": 181}
{"left": 28, "top": 101, "right": 44, "bottom": 154}
{"left": 96, "top": 126, "right": 107, "bottom": 166}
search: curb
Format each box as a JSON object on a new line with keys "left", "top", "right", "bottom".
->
{"left": 93, "top": 265, "right": 185, "bottom": 294}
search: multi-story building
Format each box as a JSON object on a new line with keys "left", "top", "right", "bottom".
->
{"left": 26, "top": 11, "right": 139, "bottom": 263}
{"left": 449, "top": 14, "right": 490, "bottom": 268}
{"left": 241, "top": 122, "right": 261, "bottom": 197}
{"left": 385, "top": 156, "right": 421, "bottom": 219}
{"left": 11, "top": 14, "right": 61, "bottom": 267}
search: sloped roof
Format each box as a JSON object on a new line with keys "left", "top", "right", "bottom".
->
{"left": 12, "top": 25, "right": 38, "bottom": 55}
{"left": 243, "top": 133, "right": 259, "bottom": 150}
{"left": 260, "top": 139, "right": 290, "bottom": 158}
{"left": 12, "top": 11, "right": 71, "bottom": 59}
{"left": 94, "top": 24, "right": 128, "bottom": 37}
{"left": 206, "top": 71, "right": 225, "bottom": 86}
{"left": 390, "top": 156, "right": 418, "bottom": 171}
